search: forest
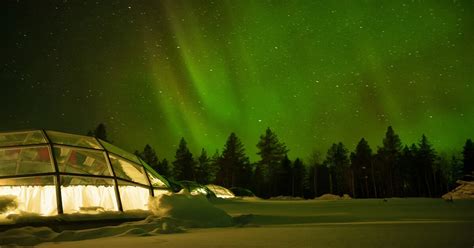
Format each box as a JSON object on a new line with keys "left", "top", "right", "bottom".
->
{"left": 89, "top": 124, "right": 474, "bottom": 199}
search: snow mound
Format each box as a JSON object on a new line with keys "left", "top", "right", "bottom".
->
{"left": 0, "top": 216, "right": 186, "bottom": 246}
{"left": 269, "top": 196, "right": 305, "bottom": 200}
{"left": 315, "top": 194, "right": 352, "bottom": 200}
{"left": 0, "top": 191, "right": 233, "bottom": 246}
{"left": 342, "top": 194, "right": 352, "bottom": 200}
{"left": 442, "top": 180, "right": 474, "bottom": 200}
{"left": 0, "top": 195, "right": 18, "bottom": 214}
{"left": 149, "top": 189, "right": 233, "bottom": 227}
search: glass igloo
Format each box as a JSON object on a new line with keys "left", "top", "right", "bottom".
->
{"left": 0, "top": 130, "right": 170, "bottom": 216}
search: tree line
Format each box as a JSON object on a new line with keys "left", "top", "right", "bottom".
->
{"left": 88, "top": 123, "right": 474, "bottom": 199}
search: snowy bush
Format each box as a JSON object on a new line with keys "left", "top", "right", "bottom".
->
{"left": 0, "top": 195, "right": 18, "bottom": 214}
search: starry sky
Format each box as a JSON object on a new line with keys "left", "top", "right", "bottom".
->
{"left": 1, "top": 0, "right": 473, "bottom": 161}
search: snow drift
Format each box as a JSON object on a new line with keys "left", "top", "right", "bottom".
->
{"left": 0, "top": 190, "right": 233, "bottom": 246}
{"left": 0, "top": 195, "right": 18, "bottom": 214}
{"left": 149, "top": 189, "right": 232, "bottom": 227}
{"left": 442, "top": 180, "right": 474, "bottom": 200}
{"left": 315, "top": 194, "right": 352, "bottom": 200}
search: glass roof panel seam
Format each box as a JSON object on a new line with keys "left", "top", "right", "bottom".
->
{"left": 41, "top": 129, "right": 64, "bottom": 214}
{"left": 136, "top": 156, "right": 154, "bottom": 196}
{"left": 96, "top": 137, "right": 124, "bottom": 212}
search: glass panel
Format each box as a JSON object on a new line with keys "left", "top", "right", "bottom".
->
{"left": 46, "top": 130, "right": 101, "bottom": 149}
{"left": 118, "top": 180, "right": 149, "bottom": 211}
{"left": 54, "top": 146, "right": 111, "bottom": 176}
{"left": 99, "top": 140, "right": 141, "bottom": 164}
{"left": 0, "top": 146, "right": 54, "bottom": 176}
{"left": 147, "top": 171, "right": 167, "bottom": 188}
{"left": 109, "top": 154, "right": 148, "bottom": 185}
{"left": 206, "top": 184, "right": 235, "bottom": 198}
{"left": 140, "top": 158, "right": 170, "bottom": 188}
{"left": 0, "top": 130, "right": 47, "bottom": 147}
{"left": 0, "top": 176, "right": 57, "bottom": 215}
{"left": 60, "top": 176, "right": 118, "bottom": 214}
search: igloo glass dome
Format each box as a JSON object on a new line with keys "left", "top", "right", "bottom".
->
{"left": 0, "top": 130, "right": 170, "bottom": 216}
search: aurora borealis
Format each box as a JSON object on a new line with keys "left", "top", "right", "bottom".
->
{"left": 1, "top": 0, "right": 473, "bottom": 160}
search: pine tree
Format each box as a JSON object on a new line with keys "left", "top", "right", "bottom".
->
{"left": 256, "top": 128, "right": 288, "bottom": 197}
{"left": 172, "top": 138, "right": 195, "bottom": 181}
{"left": 399, "top": 145, "right": 417, "bottom": 196}
{"left": 350, "top": 138, "right": 373, "bottom": 198}
{"left": 139, "top": 144, "right": 159, "bottom": 169}
{"left": 217, "top": 133, "right": 250, "bottom": 188}
{"left": 195, "top": 148, "right": 212, "bottom": 184}
{"left": 209, "top": 150, "right": 221, "bottom": 184}
{"left": 158, "top": 158, "right": 171, "bottom": 178}
{"left": 416, "top": 134, "right": 436, "bottom": 197}
{"left": 87, "top": 123, "right": 108, "bottom": 141}
{"left": 449, "top": 155, "right": 463, "bottom": 187}
{"left": 306, "top": 151, "right": 322, "bottom": 198}
{"left": 292, "top": 158, "right": 306, "bottom": 197}
{"left": 462, "top": 139, "right": 474, "bottom": 178}
{"left": 279, "top": 155, "right": 292, "bottom": 196}
{"left": 325, "top": 142, "right": 350, "bottom": 196}
{"left": 435, "top": 152, "right": 454, "bottom": 195}
{"left": 380, "top": 126, "right": 402, "bottom": 197}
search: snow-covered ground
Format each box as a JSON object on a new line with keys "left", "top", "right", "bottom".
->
{"left": 1, "top": 195, "right": 473, "bottom": 247}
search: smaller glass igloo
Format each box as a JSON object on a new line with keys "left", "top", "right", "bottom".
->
{"left": 0, "top": 130, "right": 170, "bottom": 216}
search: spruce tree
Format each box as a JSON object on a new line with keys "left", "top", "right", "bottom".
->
{"left": 139, "top": 144, "right": 159, "bottom": 169}
{"left": 209, "top": 150, "right": 221, "bottom": 184}
{"left": 306, "top": 151, "right": 322, "bottom": 198}
{"left": 279, "top": 155, "right": 292, "bottom": 196}
{"left": 196, "top": 148, "right": 211, "bottom": 184}
{"left": 172, "top": 138, "right": 195, "bottom": 181}
{"left": 325, "top": 142, "right": 350, "bottom": 196}
{"left": 292, "top": 158, "right": 306, "bottom": 197}
{"left": 416, "top": 134, "right": 436, "bottom": 197}
{"left": 380, "top": 126, "right": 402, "bottom": 197}
{"left": 87, "top": 123, "right": 108, "bottom": 141}
{"left": 256, "top": 128, "right": 288, "bottom": 197}
{"left": 158, "top": 158, "right": 171, "bottom": 178}
{"left": 218, "top": 133, "right": 250, "bottom": 188}
{"left": 399, "top": 145, "right": 417, "bottom": 196}
{"left": 350, "top": 138, "right": 372, "bottom": 198}
{"left": 462, "top": 139, "right": 474, "bottom": 178}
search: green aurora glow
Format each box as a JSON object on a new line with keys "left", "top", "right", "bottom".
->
{"left": 1, "top": 0, "right": 473, "bottom": 160}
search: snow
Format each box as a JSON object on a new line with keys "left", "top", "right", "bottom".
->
{"left": 0, "top": 195, "right": 17, "bottom": 214}
{"left": 148, "top": 189, "right": 232, "bottom": 227}
{"left": 268, "top": 196, "right": 305, "bottom": 200}
{"left": 314, "top": 193, "right": 352, "bottom": 200}
{"left": 0, "top": 197, "right": 473, "bottom": 247}
{"left": 1, "top": 209, "right": 150, "bottom": 225}
{"left": 0, "top": 190, "right": 231, "bottom": 246}
{"left": 442, "top": 180, "right": 474, "bottom": 200}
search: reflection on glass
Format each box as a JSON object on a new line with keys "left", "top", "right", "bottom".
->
{"left": 206, "top": 184, "right": 235, "bottom": 198}
{"left": 0, "top": 130, "right": 47, "bottom": 147}
{"left": 46, "top": 130, "right": 101, "bottom": 149}
{"left": 109, "top": 154, "right": 148, "bottom": 185}
{"left": 54, "top": 146, "right": 111, "bottom": 176}
{"left": 147, "top": 171, "right": 167, "bottom": 187}
{"left": 98, "top": 140, "right": 141, "bottom": 164}
{"left": 0, "top": 146, "right": 54, "bottom": 176}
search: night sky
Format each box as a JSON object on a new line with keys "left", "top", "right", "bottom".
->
{"left": 1, "top": 0, "right": 473, "bottom": 161}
